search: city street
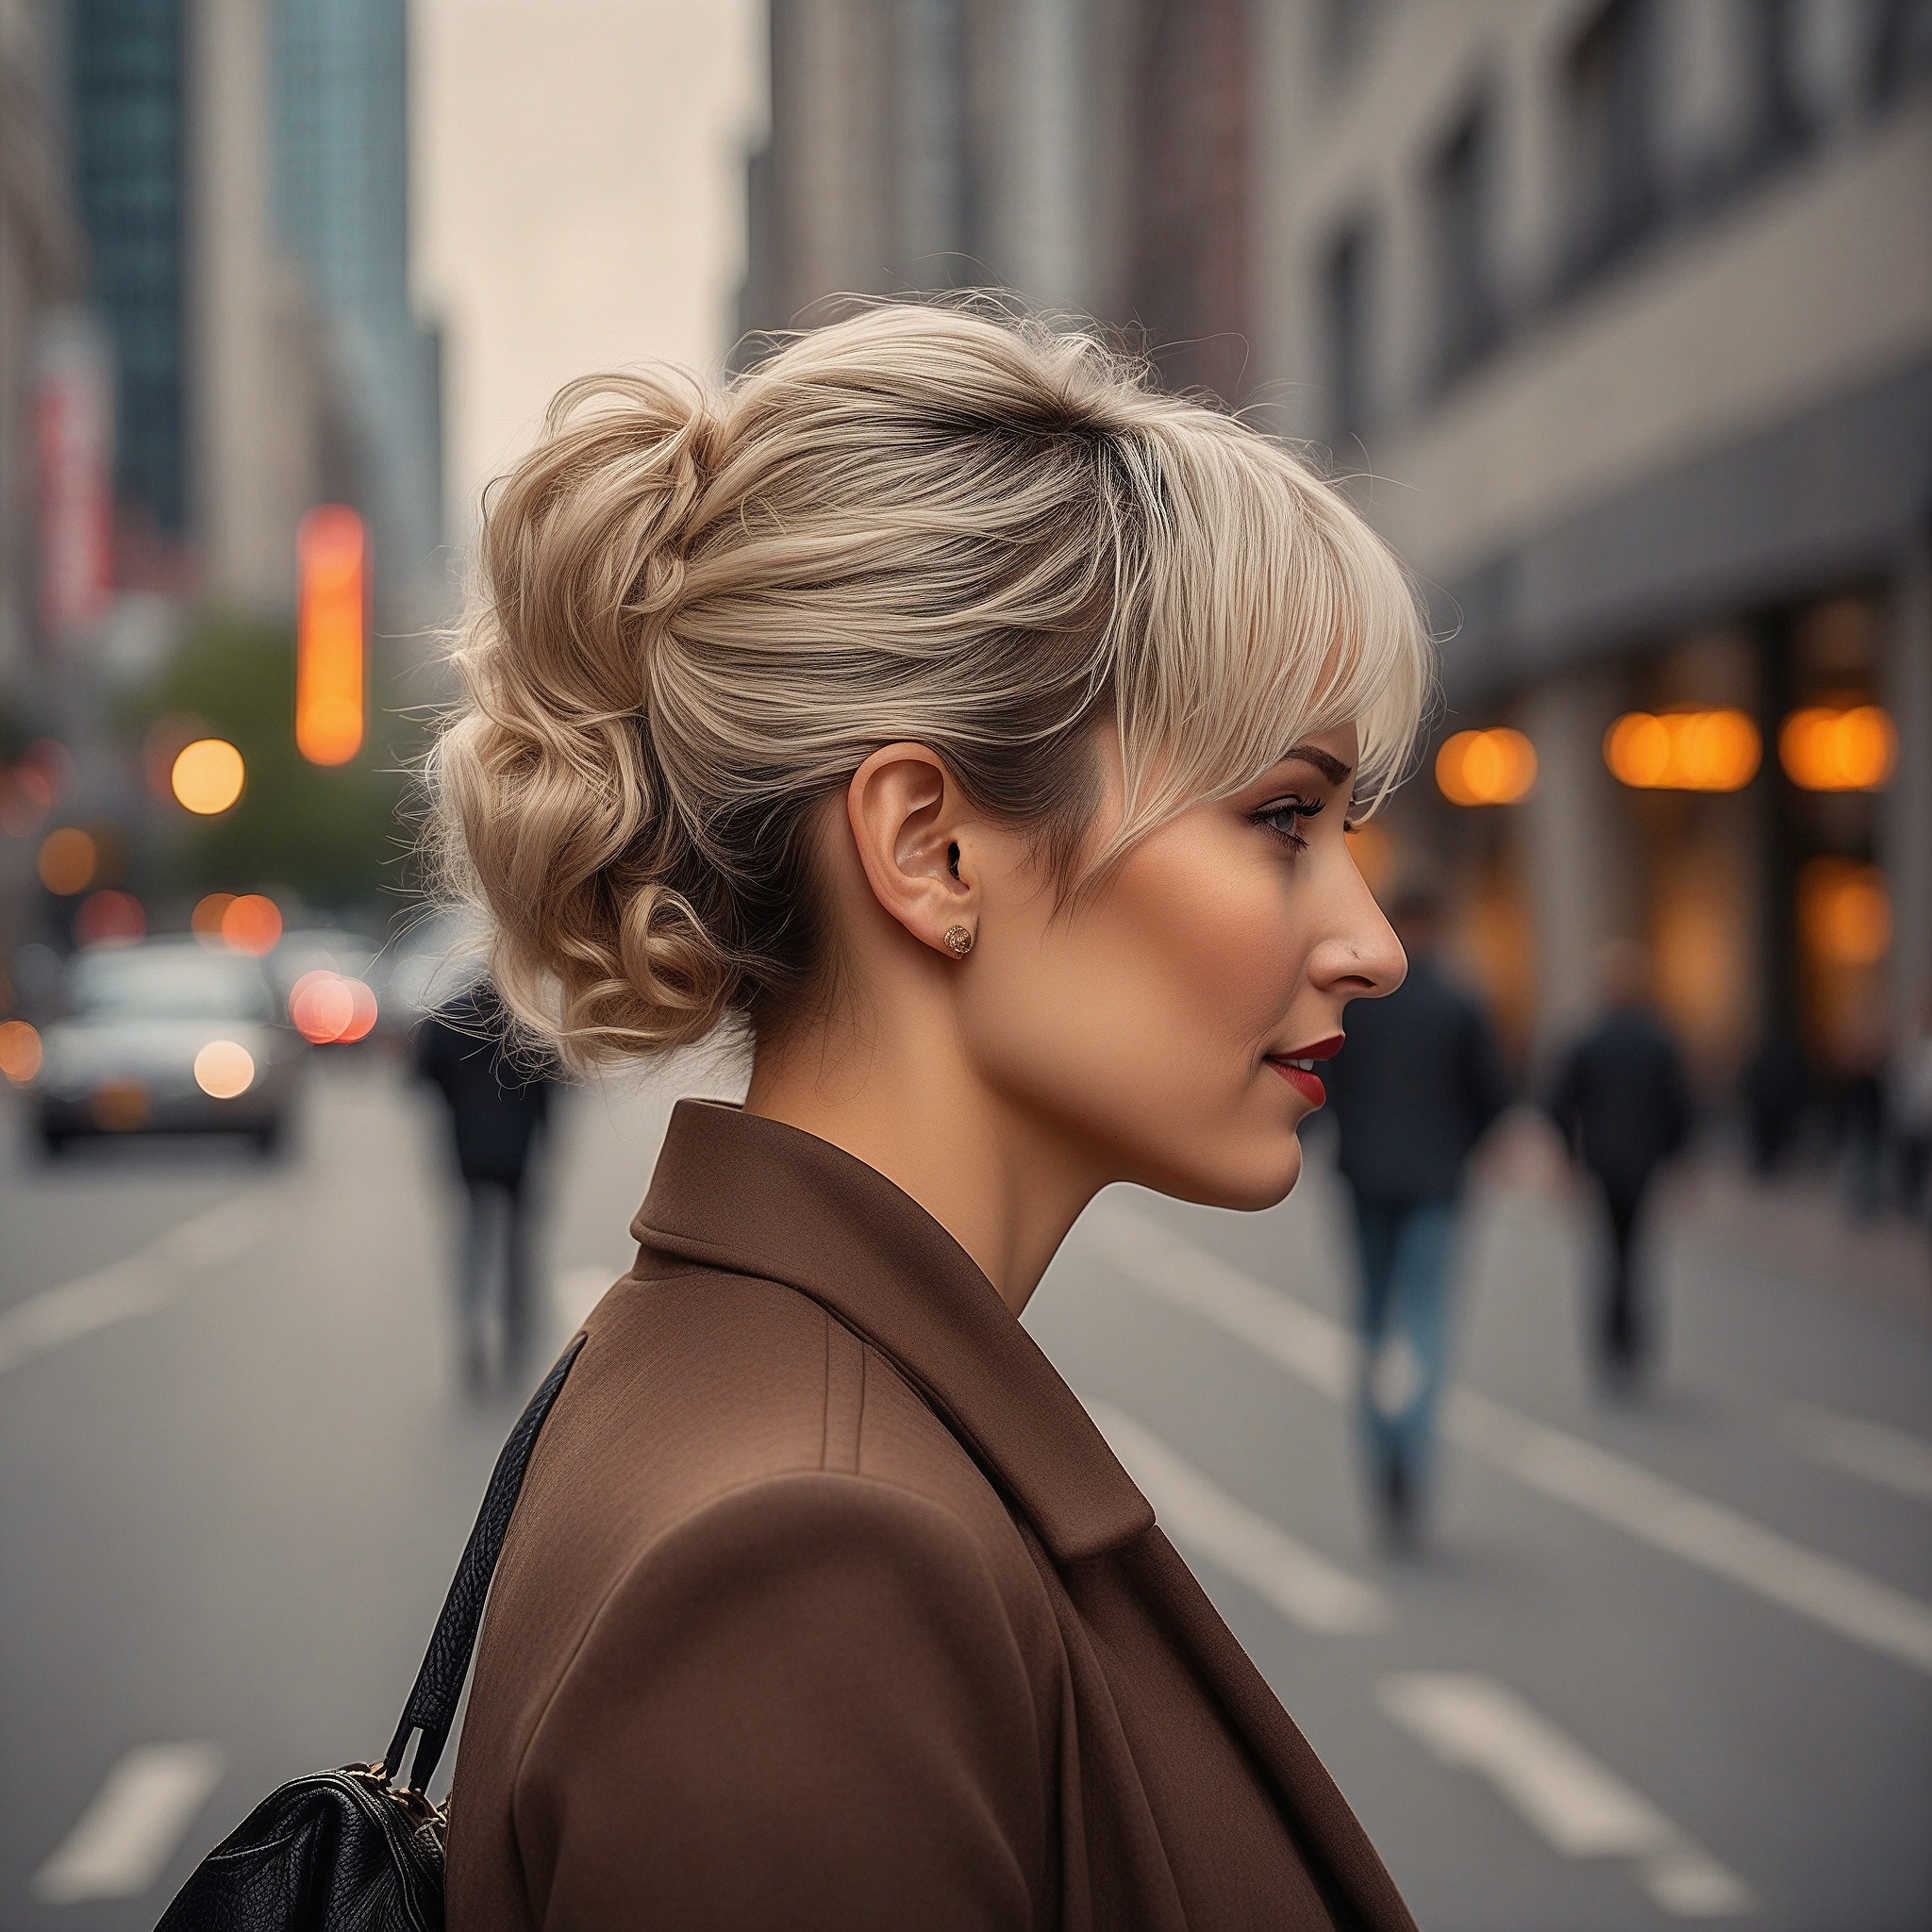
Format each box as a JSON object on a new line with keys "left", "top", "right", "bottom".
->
{"left": 2, "top": 1055, "right": 1928, "bottom": 1932}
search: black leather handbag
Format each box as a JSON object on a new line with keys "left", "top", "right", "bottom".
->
{"left": 157, "top": 1336, "right": 585, "bottom": 1932}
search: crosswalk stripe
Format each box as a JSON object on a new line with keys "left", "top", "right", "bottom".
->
{"left": 1379, "top": 1673, "right": 1752, "bottom": 1918}
{"left": 32, "top": 1742, "right": 225, "bottom": 1904}
{"left": 1083, "top": 1200, "right": 1932, "bottom": 1677}
{"left": 1086, "top": 1401, "right": 1391, "bottom": 1634}
{"left": 1782, "top": 1400, "right": 1932, "bottom": 1502}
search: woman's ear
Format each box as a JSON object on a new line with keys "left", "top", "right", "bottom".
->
{"left": 845, "top": 743, "right": 975, "bottom": 957}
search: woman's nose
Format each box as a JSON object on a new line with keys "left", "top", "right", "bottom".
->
{"left": 1309, "top": 869, "right": 1407, "bottom": 1001}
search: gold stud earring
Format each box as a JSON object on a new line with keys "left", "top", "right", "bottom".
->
{"left": 943, "top": 925, "right": 974, "bottom": 958}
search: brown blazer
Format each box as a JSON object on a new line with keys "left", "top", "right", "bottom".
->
{"left": 447, "top": 1101, "right": 1414, "bottom": 1931}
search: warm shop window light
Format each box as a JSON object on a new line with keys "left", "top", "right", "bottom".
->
{"left": 1604, "top": 709, "right": 1760, "bottom": 791}
{"left": 1778, "top": 705, "right": 1896, "bottom": 792}
{"left": 1798, "top": 858, "right": 1891, "bottom": 968}
{"left": 1436, "top": 728, "right": 1538, "bottom": 806}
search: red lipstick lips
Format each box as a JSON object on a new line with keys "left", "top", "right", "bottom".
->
{"left": 1267, "top": 1033, "right": 1344, "bottom": 1107}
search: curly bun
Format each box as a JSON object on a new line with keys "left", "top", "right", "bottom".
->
{"left": 427, "top": 302, "right": 1427, "bottom": 1064}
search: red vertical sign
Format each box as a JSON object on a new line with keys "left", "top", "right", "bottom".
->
{"left": 35, "top": 311, "right": 115, "bottom": 644}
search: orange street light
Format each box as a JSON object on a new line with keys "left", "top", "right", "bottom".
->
{"left": 172, "top": 737, "right": 246, "bottom": 814}
{"left": 296, "top": 505, "right": 367, "bottom": 766}
{"left": 192, "top": 891, "right": 237, "bottom": 939}
{"left": 1604, "top": 709, "right": 1760, "bottom": 791}
{"left": 1436, "top": 728, "right": 1538, "bottom": 806}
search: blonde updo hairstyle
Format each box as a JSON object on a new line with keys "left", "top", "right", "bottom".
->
{"left": 429, "top": 305, "right": 1429, "bottom": 1064}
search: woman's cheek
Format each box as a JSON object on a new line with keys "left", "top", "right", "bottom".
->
{"left": 1117, "top": 835, "right": 1302, "bottom": 1054}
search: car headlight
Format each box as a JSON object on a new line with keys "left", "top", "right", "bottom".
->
{"left": 193, "top": 1040, "right": 257, "bottom": 1098}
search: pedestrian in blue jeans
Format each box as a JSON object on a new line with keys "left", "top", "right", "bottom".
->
{"left": 1324, "top": 890, "right": 1509, "bottom": 1546}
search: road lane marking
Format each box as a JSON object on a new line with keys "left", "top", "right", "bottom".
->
{"left": 1087, "top": 1400, "right": 1391, "bottom": 1634}
{"left": 1447, "top": 1389, "right": 1932, "bottom": 1674}
{"left": 0, "top": 1197, "right": 259, "bottom": 1379}
{"left": 1085, "top": 1200, "right": 1932, "bottom": 1676}
{"left": 1782, "top": 1401, "right": 1932, "bottom": 1502}
{"left": 32, "top": 1742, "right": 225, "bottom": 1904}
{"left": 1379, "top": 1673, "right": 1752, "bottom": 1918}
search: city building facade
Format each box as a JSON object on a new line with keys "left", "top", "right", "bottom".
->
{"left": 49, "top": 0, "right": 440, "bottom": 625}
{"left": 740, "top": 0, "right": 1251, "bottom": 399}
{"left": 746, "top": 0, "right": 1931, "bottom": 1104}
{"left": 1254, "top": 0, "right": 1932, "bottom": 1095}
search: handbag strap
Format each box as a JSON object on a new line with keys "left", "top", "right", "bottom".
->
{"left": 382, "top": 1333, "right": 588, "bottom": 1794}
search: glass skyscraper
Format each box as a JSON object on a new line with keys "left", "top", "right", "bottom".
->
{"left": 68, "top": 0, "right": 188, "bottom": 538}
{"left": 272, "top": 0, "right": 441, "bottom": 580}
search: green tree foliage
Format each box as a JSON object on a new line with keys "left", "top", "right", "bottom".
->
{"left": 133, "top": 615, "right": 411, "bottom": 909}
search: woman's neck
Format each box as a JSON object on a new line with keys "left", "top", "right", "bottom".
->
{"left": 742, "top": 1008, "right": 1101, "bottom": 1315}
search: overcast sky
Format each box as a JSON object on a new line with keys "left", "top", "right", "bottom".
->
{"left": 414, "top": 0, "right": 764, "bottom": 546}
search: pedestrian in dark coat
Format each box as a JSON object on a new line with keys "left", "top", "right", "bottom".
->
{"left": 415, "top": 978, "right": 563, "bottom": 1385}
{"left": 1324, "top": 890, "right": 1510, "bottom": 1541}
{"left": 1548, "top": 941, "right": 1690, "bottom": 1388}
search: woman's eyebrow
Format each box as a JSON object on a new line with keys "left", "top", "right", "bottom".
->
{"left": 1278, "top": 744, "right": 1355, "bottom": 785}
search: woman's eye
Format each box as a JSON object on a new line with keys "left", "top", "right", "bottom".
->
{"left": 1256, "top": 797, "right": 1324, "bottom": 847}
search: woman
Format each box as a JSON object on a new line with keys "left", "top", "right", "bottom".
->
{"left": 437, "top": 306, "right": 1424, "bottom": 1930}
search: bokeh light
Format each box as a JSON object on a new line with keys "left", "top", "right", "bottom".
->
{"left": 1605, "top": 709, "right": 1761, "bottom": 791}
{"left": 221, "top": 894, "right": 284, "bottom": 956}
{"left": 1437, "top": 728, "right": 1538, "bottom": 806}
{"left": 74, "top": 890, "right": 147, "bottom": 947}
{"left": 340, "top": 979, "right": 379, "bottom": 1042}
{"left": 192, "top": 891, "right": 237, "bottom": 938}
{"left": 290, "top": 969, "right": 379, "bottom": 1044}
{"left": 193, "top": 1039, "right": 258, "bottom": 1099}
{"left": 1778, "top": 705, "right": 1897, "bottom": 791}
{"left": 291, "top": 970, "right": 354, "bottom": 1042}
{"left": 0, "top": 1019, "right": 42, "bottom": 1085}
{"left": 171, "top": 737, "right": 247, "bottom": 814}
{"left": 37, "top": 825, "right": 98, "bottom": 894}
{"left": 1798, "top": 858, "right": 1891, "bottom": 968}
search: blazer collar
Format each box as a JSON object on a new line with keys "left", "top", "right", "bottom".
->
{"left": 630, "top": 1099, "right": 1154, "bottom": 1563}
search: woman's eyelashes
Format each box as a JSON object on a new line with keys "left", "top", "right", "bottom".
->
{"left": 1254, "top": 795, "right": 1324, "bottom": 851}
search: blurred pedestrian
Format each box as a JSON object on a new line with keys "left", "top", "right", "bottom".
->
{"left": 1743, "top": 1030, "right": 1808, "bottom": 1174}
{"left": 415, "top": 977, "right": 564, "bottom": 1388}
{"left": 1325, "top": 888, "right": 1510, "bottom": 1545}
{"left": 1548, "top": 940, "right": 1690, "bottom": 1391}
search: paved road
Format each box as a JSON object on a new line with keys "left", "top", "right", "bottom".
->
{"left": 2, "top": 1056, "right": 1927, "bottom": 1931}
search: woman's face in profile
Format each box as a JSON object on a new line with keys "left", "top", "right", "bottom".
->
{"left": 961, "top": 721, "right": 1406, "bottom": 1209}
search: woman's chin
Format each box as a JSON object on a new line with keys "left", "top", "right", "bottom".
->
{"left": 1145, "top": 1127, "right": 1305, "bottom": 1212}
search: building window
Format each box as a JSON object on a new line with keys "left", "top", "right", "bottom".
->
{"left": 1322, "top": 220, "right": 1374, "bottom": 447}
{"left": 1426, "top": 95, "right": 1500, "bottom": 391}
{"left": 1562, "top": 0, "right": 1657, "bottom": 287}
